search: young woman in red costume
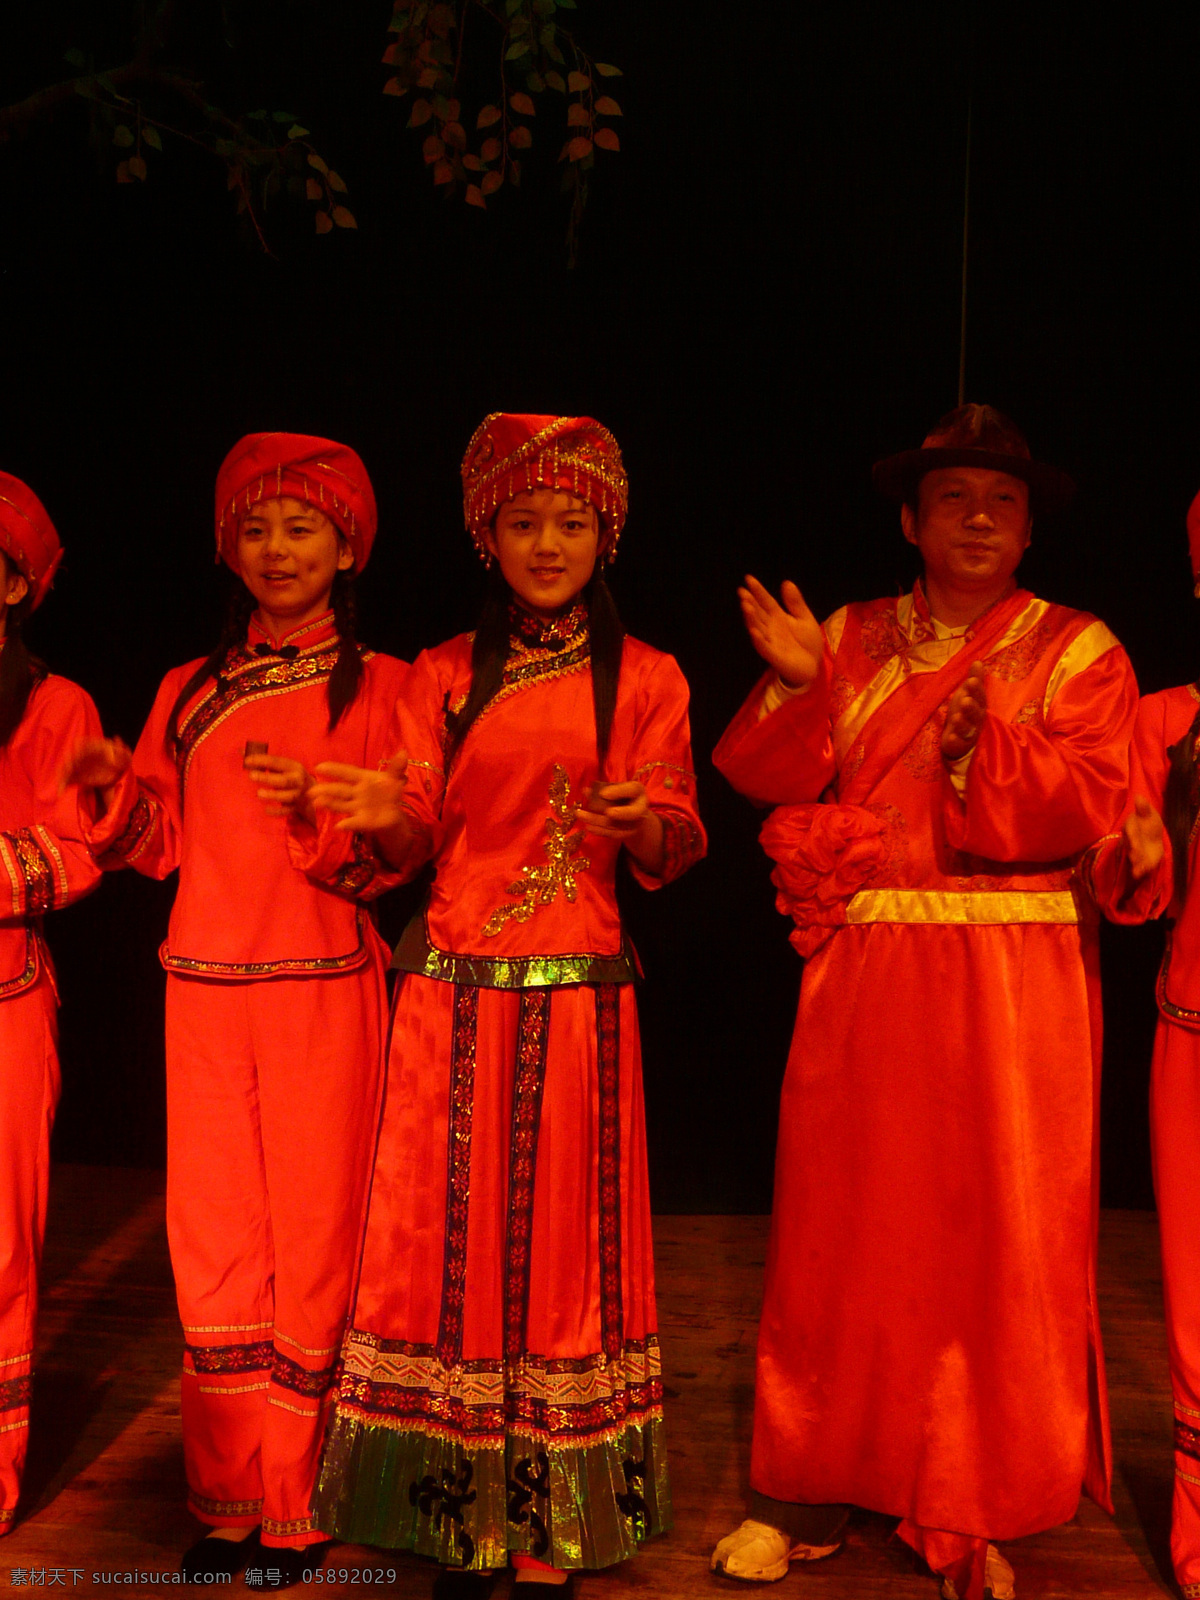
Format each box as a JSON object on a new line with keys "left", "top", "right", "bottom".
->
{"left": 1086, "top": 490, "right": 1200, "bottom": 1600}
{"left": 0, "top": 475, "right": 105, "bottom": 1535}
{"left": 62, "top": 434, "right": 408, "bottom": 1588}
{"left": 293, "top": 413, "right": 705, "bottom": 1597}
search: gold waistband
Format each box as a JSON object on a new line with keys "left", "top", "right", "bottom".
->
{"left": 846, "top": 888, "right": 1079, "bottom": 926}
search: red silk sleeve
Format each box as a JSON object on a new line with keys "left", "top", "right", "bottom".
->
{"left": 86, "top": 666, "right": 188, "bottom": 878}
{"left": 1084, "top": 692, "right": 1176, "bottom": 923}
{"left": 712, "top": 651, "right": 836, "bottom": 807}
{"left": 944, "top": 643, "right": 1137, "bottom": 863}
{"left": 0, "top": 677, "right": 104, "bottom": 916}
{"left": 624, "top": 650, "right": 706, "bottom": 889}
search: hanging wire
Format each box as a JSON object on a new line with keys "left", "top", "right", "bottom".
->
{"left": 957, "top": 97, "right": 972, "bottom": 407}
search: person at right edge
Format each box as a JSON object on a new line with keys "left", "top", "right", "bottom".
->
{"left": 1083, "top": 488, "right": 1200, "bottom": 1600}
{"left": 709, "top": 406, "right": 1136, "bottom": 1599}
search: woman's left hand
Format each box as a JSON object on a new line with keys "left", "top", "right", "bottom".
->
{"left": 576, "top": 780, "right": 652, "bottom": 839}
{"left": 245, "top": 754, "right": 314, "bottom": 822}
{"left": 577, "top": 780, "right": 665, "bottom": 875}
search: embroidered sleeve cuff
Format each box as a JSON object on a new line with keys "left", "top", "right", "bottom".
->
{"left": 627, "top": 807, "right": 705, "bottom": 889}
{"left": 85, "top": 769, "right": 158, "bottom": 866}
{"left": 0, "top": 827, "right": 62, "bottom": 916}
{"left": 945, "top": 746, "right": 976, "bottom": 799}
{"left": 758, "top": 675, "right": 812, "bottom": 722}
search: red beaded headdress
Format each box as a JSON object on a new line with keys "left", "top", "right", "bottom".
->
{"left": 0, "top": 472, "right": 62, "bottom": 612}
{"left": 214, "top": 433, "right": 378, "bottom": 572}
{"left": 460, "top": 413, "right": 629, "bottom": 560}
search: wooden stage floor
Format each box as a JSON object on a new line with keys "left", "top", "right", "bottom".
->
{"left": 1, "top": 1168, "right": 1179, "bottom": 1597}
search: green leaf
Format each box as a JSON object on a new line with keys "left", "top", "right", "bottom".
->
{"left": 113, "top": 125, "right": 134, "bottom": 148}
{"left": 64, "top": 48, "right": 86, "bottom": 69}
{"left": 248, "top": 109, "right": 269, "bottom": 119}
{"left": 287, "top": 125, "right": 311, "bottom": 140}
{"left": 526, "top": 71, "right": 546, "bottom": 92}
{"left": 272, "top": 111, "right": 299, "bottom": 123}
{"left": 143, "top": 126, "right": 163, "bottom": 150}
{"left": 595, "top": 62, "right": 622, "bottom": 76}
{"left": 545, "top": 70, "right": 566, "bottom": 92}
{"left": 505, "top": 39, "right": 531, "bottom": 59}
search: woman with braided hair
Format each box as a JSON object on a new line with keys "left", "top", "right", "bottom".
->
{"left": 61, "top": 434, "right": 408, "bottom": 1587}
{"left": 0, "top": 475, "right": 105, "bottom": 1535}
{"left": 293, "top": 413, "right": 705, "bottom": 1597}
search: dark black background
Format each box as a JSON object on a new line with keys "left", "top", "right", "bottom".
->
{"left": 3, "top": 2, "right": 1195, "bottom": 1209}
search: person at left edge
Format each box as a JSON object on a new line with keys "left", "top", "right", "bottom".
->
{"left": 0, "top": 474, "right": 104, "bottom": 1536}
{"left": 60, "top": 435, "right": 408, "bottom": 1589}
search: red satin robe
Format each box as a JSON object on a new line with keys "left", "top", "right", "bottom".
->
{"left": 304, "top": 603, "right": 705, "bottom": 1572}
{"left": 86, "top": 611, "right": 408, "bottom": 1548}
{"left": 0, "top": 672, "right": 104, "bottom": 1530}
{"left": 1086, "top": 685, "right": 1200, "bottom": 1599}
{"left": 713, "top": 582, "right": 1135, "bottom": 1599}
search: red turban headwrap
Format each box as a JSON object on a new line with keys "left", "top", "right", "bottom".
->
{"left": 214, "top": 433, "right": 378, "bottom": 573}
{"left": 0, "top": 472, "right": 62, "bottom": 613}
{"left": 460, "top": 413, "right": 629, "bottom": 560}
{"left": 1188, "top": 489, "right": 1200, "bottom": 597}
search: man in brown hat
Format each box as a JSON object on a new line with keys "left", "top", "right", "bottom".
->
{"left": 709, "top": 406, "right": 1136, "bottom": 1599}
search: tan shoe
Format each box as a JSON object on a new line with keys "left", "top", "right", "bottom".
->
{"left": 710, "top": 1519, "right": 841, "bottom": 1582}
{"left": 939, "top": 1543, "right": 1015, "bottom": 1600}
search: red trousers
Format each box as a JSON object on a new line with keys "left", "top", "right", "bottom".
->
{"left": 0, "top": 970, "right": 59, "bottom": 1533}
{"left": 1151, "top": 1018, "right": 1200, "bottom": 1598}
{"left": 166, "top": 959, "right": 385, "bottom": 1548}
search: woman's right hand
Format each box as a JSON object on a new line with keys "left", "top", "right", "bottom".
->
{"left": 737, "top": 575, "right": 824, "bottom": 689}
{"left": 60, "top": 736, "right": 133, "bottom": 792}
{"left": 309, "top": 751, "right": 410, "bottom": 834}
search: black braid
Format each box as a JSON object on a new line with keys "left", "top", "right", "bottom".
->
{"left": 1164, "top": 704, "right": 1200, "bottom": 905}
{"left": 444, "top": 565, "right": 512, "bottom": 769}
{"left": 587, "top": 570, "right": 624, "bottom": 774}
{"left": 327, "top": 569, "right": 365, "bottom": 731}
{"left": 165, "top": 584, "right": 255, "bottom": 752}
{"left": 0, "top": 589, "right": 47, "bottom": 750}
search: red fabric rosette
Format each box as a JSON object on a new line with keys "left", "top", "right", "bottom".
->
{"left": 759, "top": 802, "right": 887, "bottom": 957}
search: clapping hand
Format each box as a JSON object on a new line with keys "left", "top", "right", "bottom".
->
{"left": 59, "top": 736, "right": 132, "bottom": 796}
{"left": 309, "top": 751, "right": 410, "bottom": 834}
{"left": 577, "top": 780, "right": 653, "bottom": 841}
{"left": 1124, "top": 795, "right": 1165, "bottom": 883}
{"left": 737, "top": 575, "right": 825, "bottom": 690}
{"left": 941, "top": 664, "right": 987, "bottom": 762}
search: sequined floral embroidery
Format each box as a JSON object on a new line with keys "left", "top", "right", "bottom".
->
{"left": 482, "top": 765, "right": 590, "bottom": 938}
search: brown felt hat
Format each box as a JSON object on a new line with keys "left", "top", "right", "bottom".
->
{"left": 872, "top": 403, "right": 1075, "bottom": 515}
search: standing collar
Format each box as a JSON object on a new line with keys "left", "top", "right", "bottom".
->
{"left": 508, "top": 598, "right": 589, "bottom": 652}
{"left": 246, "top": 609, "right": 338, "bottom": 652}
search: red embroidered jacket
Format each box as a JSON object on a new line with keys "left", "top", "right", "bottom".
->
{"left": 89, "top": 611, "right": 408, "bottom": 979}
{"left": 0, "top": 674, "right": 104, "bottom": 999}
